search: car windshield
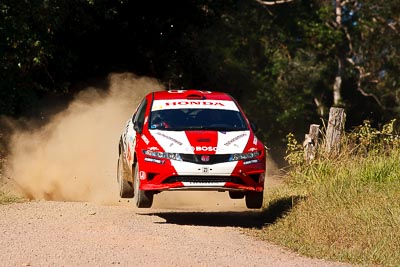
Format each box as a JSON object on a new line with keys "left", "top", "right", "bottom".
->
{"left": 149, "top": 108, "right": 248, "bottom": 131}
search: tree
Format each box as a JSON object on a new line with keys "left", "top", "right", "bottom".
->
{"left": 343, "top": 0, "right": 400, "bottom": 120}
{"left": 2, "top": 0, "right": 400, "bottom": 143}
{"left": 0, "top": 0, "right": 134, "bottom": 115}
{"left": 254, "top": 0, "right": 400, "bottom": 126}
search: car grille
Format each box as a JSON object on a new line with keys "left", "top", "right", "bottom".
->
{"left": 180, "top": 154, "right": 231, "bottom": 165}
{"left": 163, "top": 176, "right": 233, "bottom": 184}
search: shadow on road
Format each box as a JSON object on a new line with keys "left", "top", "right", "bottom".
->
{"left": 140, "top": 195, "right": 303, "bottom": 229}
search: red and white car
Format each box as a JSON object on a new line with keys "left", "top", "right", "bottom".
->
{"left": 117, "top": 90, "right": 266, "bottom": 209}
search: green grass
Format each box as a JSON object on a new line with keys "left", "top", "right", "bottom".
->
{"left": 0, "top": 140, "right": 21, "bottom": 205}
{"left": 0, "top": 191, "right": 21, "bottom": 204}
{"left": 251, "top": 123, "right": 400, "bottom": 266}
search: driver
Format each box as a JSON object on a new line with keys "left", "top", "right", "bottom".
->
{"left": 150, "top": 112, "right": 170, "bottom": 129}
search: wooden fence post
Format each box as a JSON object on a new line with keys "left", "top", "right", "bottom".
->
{"left": 303, "top": 124, "right": 320, "bottom": 163}
{"left": 325, "top": 107, "right": 346, "bottom": 156}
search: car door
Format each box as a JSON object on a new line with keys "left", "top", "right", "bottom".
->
{"left": 125, "top": 98, "right": 148, "bottom": 167}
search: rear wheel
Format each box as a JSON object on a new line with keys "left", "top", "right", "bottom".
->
{"left": 133, "top": 164, "right": 153, "bottom": 208}
{"left": 117, "top": 152, "right": 134, "bottom": 198}
{"left": 245, "top": 191, "right": 264, "bottom": 209}
{"left": 229, "top": 191, "right": 245, "bottom": 199}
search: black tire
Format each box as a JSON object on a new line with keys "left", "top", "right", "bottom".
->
{"left": 133, "top": 164, "right": 153, "bottom": 208}
{"left": 245, "top": 191, "right": 264, "bottom": 209}
{"left": 229, "top": 191, "right": 245, "bottom": 199}
{"left": 117, "top": 152, "right": 134, "bottom": 198}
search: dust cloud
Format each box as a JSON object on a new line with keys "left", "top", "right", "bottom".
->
{"left": 4, "top": 73, "right": 162, "bottom": 203}
{"left": 152, "top": 155, "right": 283, "bottom": 210}
{"left": 2, "top": 73, "right": 282, "bottom": 209}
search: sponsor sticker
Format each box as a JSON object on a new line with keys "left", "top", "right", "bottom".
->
{"left": 155, "top": 132, "right": 183, "bottom": 145}
{"left": 144, "top": 157, "right": 164, "bottom": 164}
{"left": 184, "top": 146, "right": 226, "bottom": 153}
{"left": 192, "top": 146, "right": 225, "bottom": 152}
{"left": 127, "top": 146, "right": 132, "bottom": 162}
{"left": 224, "top": 133, "right": 247, "bottom": 146}
{"left": 151, "top": 100, "right": 239, "bottom": 111}
{"left": 243, "top": 159, "right": 259, "bottom": 165}
{"left": 165, "top": 101, "right": 225, "bottom": 107}
{"left": 168, "top": 90, "right": 212, "bottom": 94}
{"left": 142, "top": 135, "right": 150, "bottom": 145}
{"left": 182, "top": 182, "right": 225, "bottom": 187}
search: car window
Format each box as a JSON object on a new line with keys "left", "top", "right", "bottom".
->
{"left": 149, "top": 108, "right": 248, "bottom": 131}
{"left": 133, "top": 99, "right": 148, "bottom": 133}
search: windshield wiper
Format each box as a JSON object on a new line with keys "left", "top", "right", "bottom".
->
{"left": 186, "top": 126, "right": 247, "bottom": 131}
{"left": 150, "top": 126, "right": 247, "bottom": 131}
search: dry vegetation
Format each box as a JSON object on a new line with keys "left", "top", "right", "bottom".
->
{"left": 0, "top": 132, "right": 22, "bottom": 204}
{"left": 250, "top": 120, "right": 400, "bottom": 266}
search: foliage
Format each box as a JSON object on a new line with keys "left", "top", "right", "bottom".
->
{"left": 350, "top": 1, "right": 400, "bottom": 116}
{"left": 0, "top": 133, "right": 20, "bottom": 204}
{"left": 255, "top": 120, "right": 400, "bottom": 266}
{"left": 1, "top": 0, "right": 400, "bottom": 146}
{"left": 284, "top": 133, "right": 303, "bottom": 166}
{"left": 348, "top": 119, "right": 400, "bottom": 153}
{"left": 1, "top": 0, "right": 129, "bottom": 115}
{"left": 0, "top": 191, "right": 21, "bottom": 205}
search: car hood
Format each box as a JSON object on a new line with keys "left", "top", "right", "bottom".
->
{"left": 148, "top": 130, "right": 255, "bottom": 154}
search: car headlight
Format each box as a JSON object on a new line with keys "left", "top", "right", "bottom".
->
{"left": 229, "top": 151, "right": 261, "bottom": 161}
{"left": 142, "top": 150, "right": 182, "bottom": 161}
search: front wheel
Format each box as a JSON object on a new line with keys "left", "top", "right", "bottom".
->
{"left": 229, "top": 191, "right": 245, "bottom": 199}
{"left": 133, "top": 164, "right": 153, "bottom": 208}
{"left": 245, "top": 191, "right": 264, "bottom": 209}
{"left": 117, "top": 152, "right": 134, "bottom": 198}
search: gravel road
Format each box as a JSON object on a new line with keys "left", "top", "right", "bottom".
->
{"left": 0, "top": 76, "right": 354, "bottom": 267}
{"left": 0, "top": 194, "right": 352, "bottom": 267}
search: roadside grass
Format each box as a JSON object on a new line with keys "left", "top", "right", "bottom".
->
{"left": 0, "top": 191, "right": 21, "bottom": 204}
{"left": 253, "top": 120, "right": 400, "bottom": 266}
{"left": 0, "top": 133, "right": 21, "bottom": 205}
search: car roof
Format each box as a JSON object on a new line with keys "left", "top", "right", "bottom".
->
{"left": 151, "top": 90, "right": 233, "bottom": 101}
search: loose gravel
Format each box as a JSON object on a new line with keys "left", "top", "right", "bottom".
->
{"left": 0, "top": 200, "right": 353, "bottom": 267}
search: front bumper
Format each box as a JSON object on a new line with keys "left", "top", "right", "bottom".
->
{"left": 137, "top": 157, "right": 265, "bottom": 192}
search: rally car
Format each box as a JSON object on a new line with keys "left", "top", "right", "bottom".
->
{"left": 117, "top": 90, "right": 266, "bottom": 209}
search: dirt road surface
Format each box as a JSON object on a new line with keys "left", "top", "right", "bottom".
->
{"left": 0, "top": 75, "right": 352, "bottom": 266}
{"left": 0, "top": 193, "right": 352, "bottom": 267}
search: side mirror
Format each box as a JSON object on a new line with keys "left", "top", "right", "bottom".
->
{"left": 133, "top": 122, "right": 142, "bottom": 133}
{"left": 250, "top": 122, "right": 258, "bottom": 132}
{"left": 131, "top": 112, "right": 137, "bottom": 124}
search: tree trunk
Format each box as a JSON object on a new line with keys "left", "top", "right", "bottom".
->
{"left": 333, "top": 0, "right": 343, "bottom": 106}
{"left": 303, "top": 124, "right": 320, "bottom": 163}
{"left": 333, "top": 58, "right": 343, "bottom": 105}
{"left": 325, "top": 107, "right": 346, "bottom": 156}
